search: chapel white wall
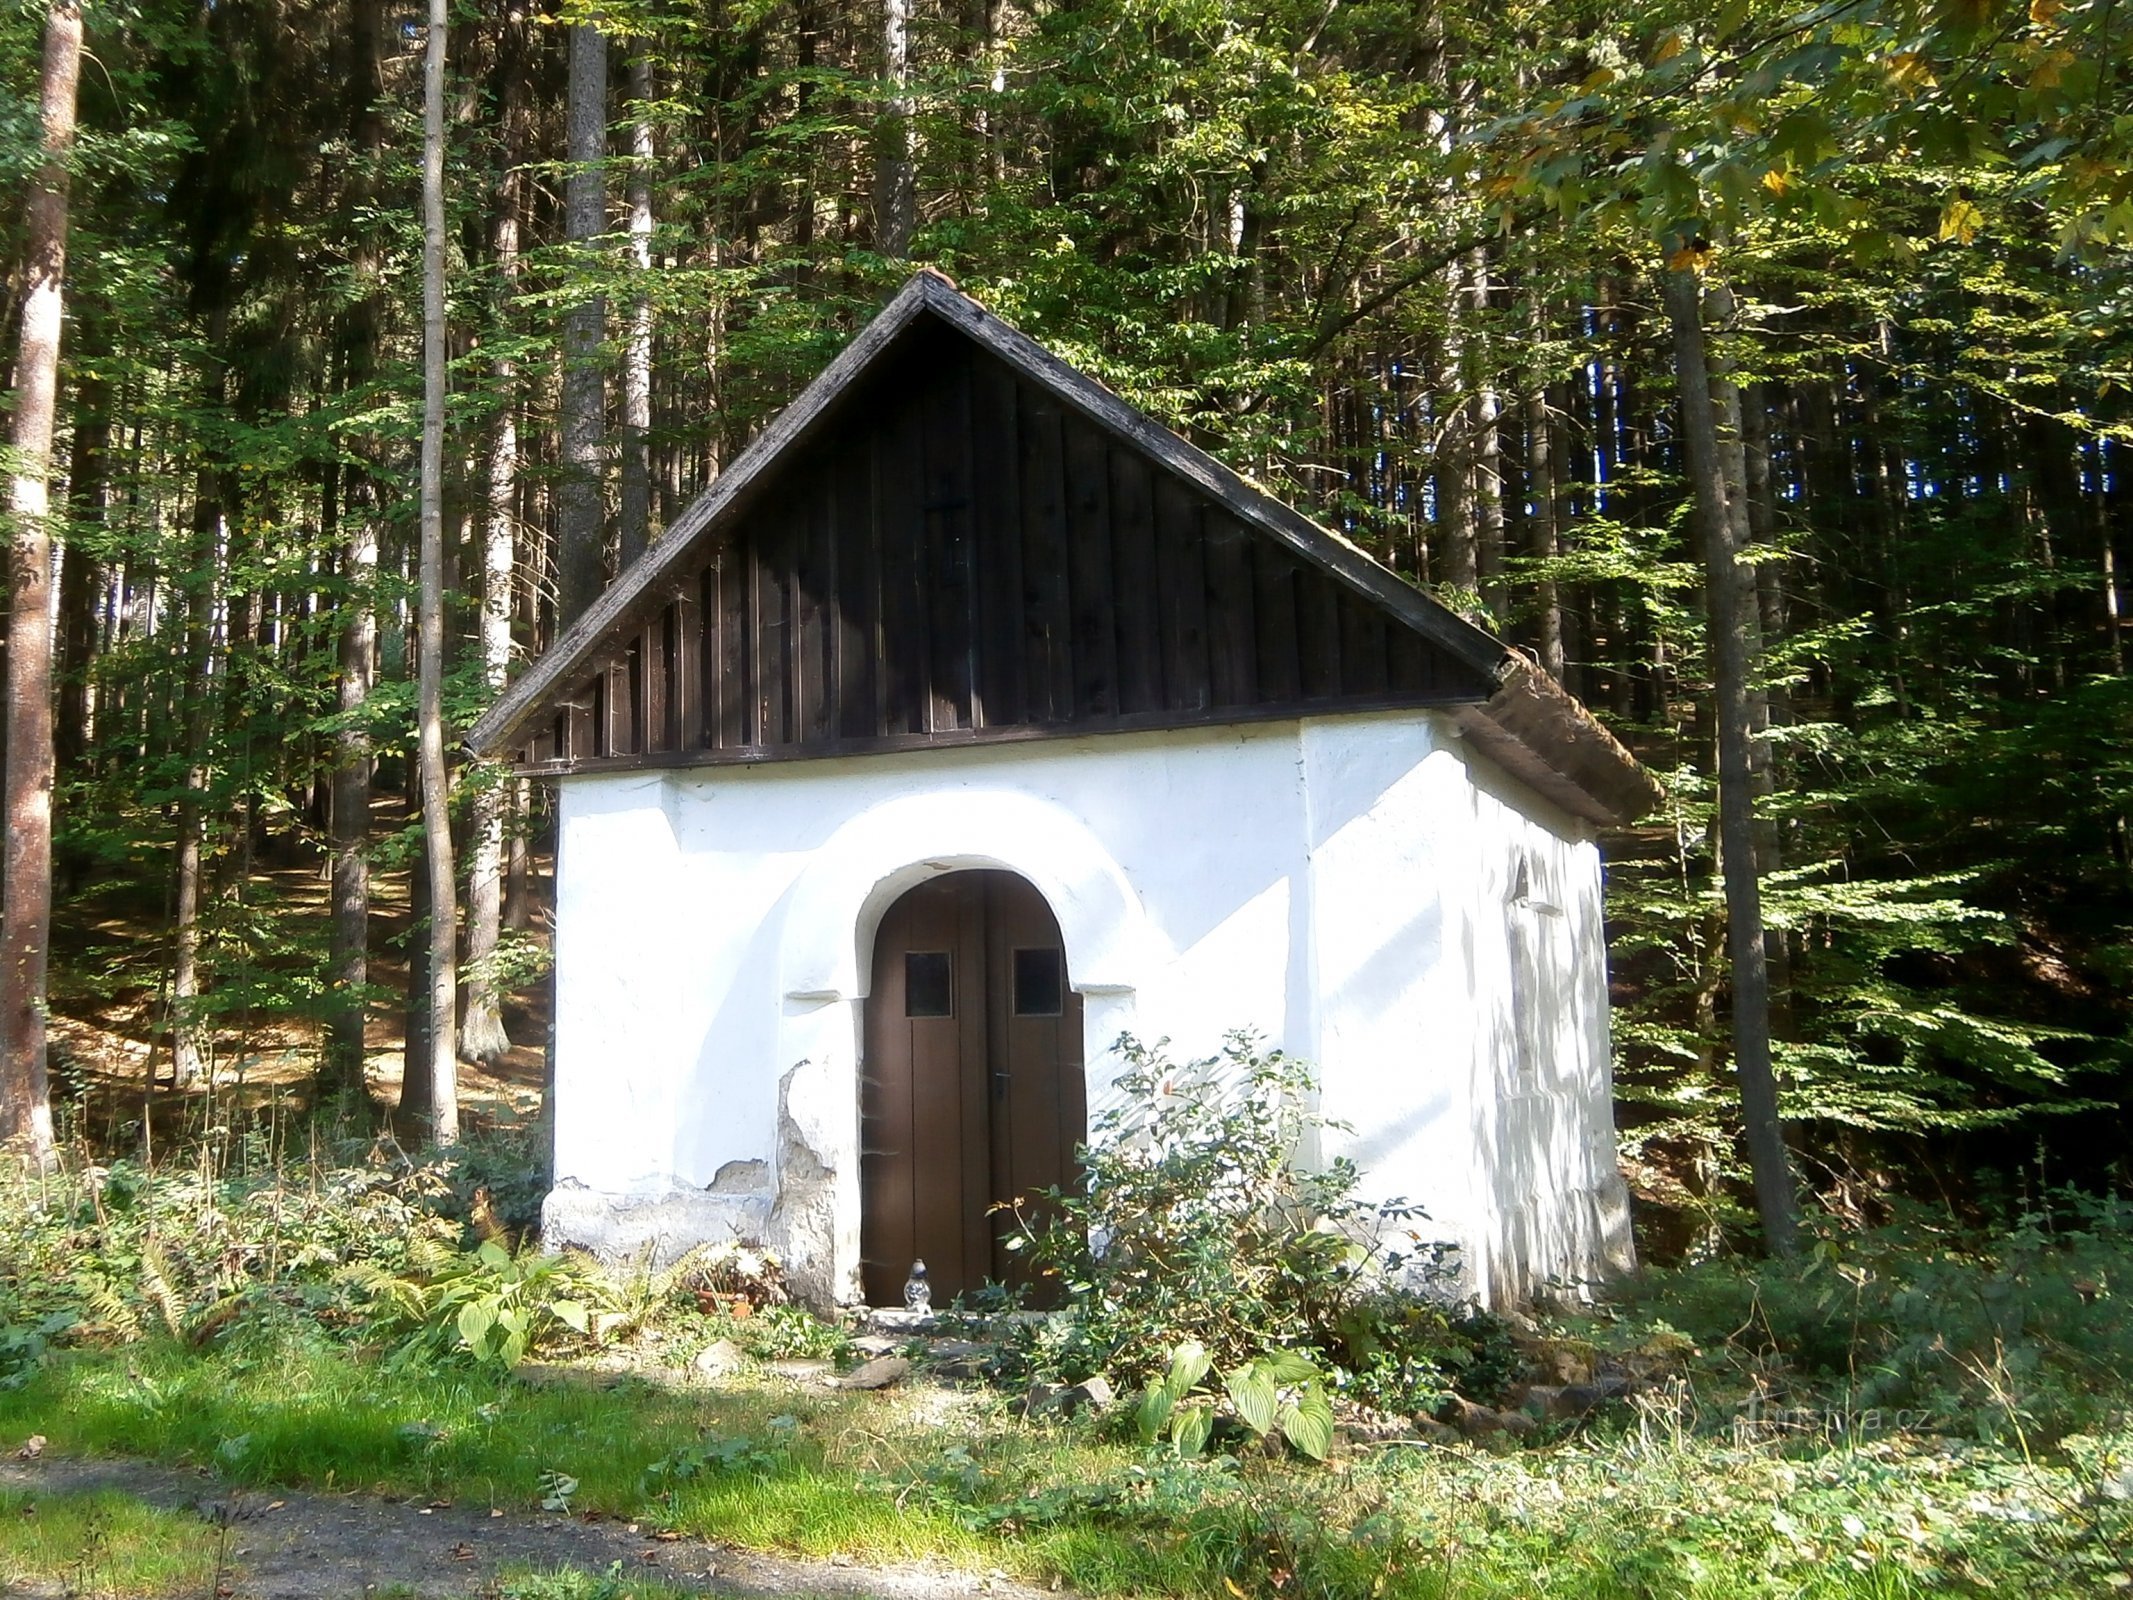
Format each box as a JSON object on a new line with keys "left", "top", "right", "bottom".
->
{"left": 544, "top": 711, "right": 1632, "bottom": 1307}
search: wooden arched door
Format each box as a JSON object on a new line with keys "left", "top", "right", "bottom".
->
{"left": 860, "top": 870, "right": 1085, "bottom": 1306}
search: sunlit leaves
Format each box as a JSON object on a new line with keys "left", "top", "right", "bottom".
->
{"left": 1938, "top": 197, "right": 1984, "bottom": 243}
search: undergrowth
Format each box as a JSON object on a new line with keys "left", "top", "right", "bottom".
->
{"left": 2, "top": 1104, "right": 2130, "bottom": 1599}
{"left": 1612, "top": 1192, "right": 2133, "bottom": 1440}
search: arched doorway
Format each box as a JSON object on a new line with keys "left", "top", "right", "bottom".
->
{"left": 860, "top": 870, "right": 1085, "bottom": 1306}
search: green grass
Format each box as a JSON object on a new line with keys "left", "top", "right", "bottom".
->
{"left": 4, "top": 1328, "right": 2127, "bottom": 1599}
{"left": 0, "top": 1487, "right": 220, "bottom": 1594}
{"left": 495, "top": 1564, "right": 741, "bottom": 1600}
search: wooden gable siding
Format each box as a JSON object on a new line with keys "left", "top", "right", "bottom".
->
{"left": 520, "top": 327, "right": 1494, "bottom": 772}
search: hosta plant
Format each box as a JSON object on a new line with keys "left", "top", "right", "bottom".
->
{"left": 343, "top": 1236, "right": 615, "bottom": 1369}
{"left": 1137, "top": 1338, "right": 1337, "bottom": 1462}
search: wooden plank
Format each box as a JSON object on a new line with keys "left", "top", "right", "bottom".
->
{"left": 951, "top": 876, "right": 990, "bottom": 1296}
{"left": 568, "top": 675, "right": 593, "bottom": 759}
{"left": 757, "top": 498, "right": 794, "bottom": 746}
{"left": 609, "top": 654, "right": 636, "bottom": 757}
{"left": 878, "top": 382, "right": 930, "bottom": 737}
{"left": 1385, "top": 622, "right": 1432, "bottom": 694}
{"left": 1250, "top": 540, "right": 1302, "bottom": 703}
{"left": 1108, "top": 449, "right": 1162, "bottom": 714}
{"left": 1203, "top": 512, "right": 1257, "bottom": 708}
{"left": 922, "top": 344, "right": 976, "bottom": 732}
{"left": 589, "top": 666, "right": 610, "bottom": 759}
{"left": 671, "top": 577, "right": 703, "bottom": 751}
{"left": 1153, "top": 473, "right": 1210, "bottom": 713}
{"left": 969, "top": 353, "right": 1025, "bottom": 729}
{"left": 1018, "top": 387, "right": 1073, "bottom": 721}
{"left": 1295, "top": 568, "right": 1341, "bottom": 699}
{"left": 796, "top": 471, "right": 836, "bottom": 744}
{"left": 1337, "top": 591, "right": 1389, "bottom": 697}
{"left": 639, "top": 615, "right": 668, "bottom": 754}
{"left": 1063, "top": 414, "right": 1117, "bottom": 720}
{"left": 833, "top": 436, "right": 877, "bottom": 741}
{"left": 716, "top": 542, "right": 750, "bottom": 749}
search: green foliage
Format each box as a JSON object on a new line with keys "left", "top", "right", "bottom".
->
{"left": 0, "top": 1312, "right": 77, "bottom": 1391}
{"left": 1135, "top": 1338, "right": 1337, "bottom": 1461}
{"left": 343, "top": 1235, "right": 614, "bottom": 1370}
{"left": 1013, "top": 1033, "right": 1491, "bottom": 1420}
{"left": 642, "top": 1417, "right": 799, "bottom": 1497}
{"left": 1621, "top": 1193, "right": 2133, "bottom": 1438}
{"left": 5, "top": 1277, "right": 2133, "bottom": 1599}
{"left": 0, "top": 1144, "right": 463, "bottom": 1343}
{"left": 0, "top": 1121, "right": 571, "bottom": 1358}
{"left": 719, "top": 1304, "right": 849, "bottom": 1363}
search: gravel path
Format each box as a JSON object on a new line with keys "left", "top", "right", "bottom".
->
{"left": 1, "top": 1455, "right": 1054, "bottom": 1600}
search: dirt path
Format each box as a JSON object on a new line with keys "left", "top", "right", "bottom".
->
{"left": 2, "top": 1456, "right": 1051, "bottom": 1600}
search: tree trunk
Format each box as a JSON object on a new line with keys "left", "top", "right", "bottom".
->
{"left": 461, "top": 34, "right": 527, "bottom": 1067}
{"left": 325, "top": 491, "right": 378, "bottom": 1099}
{"left": 874, "top": 0, "right": 914, "bottom": 258}
{"left": 1434, "top": 271, "right": 1477, "bottom": 591}
{"left": 556, "top": 20, "right": 608, "bottom": 630}
{"left": 1661, "top": 255, "right": 1800, "bottom": 1258}
{"left": 415, "top": 0, "right": 459, "bottom": 1144}
{"left": 0, "top": 0, "right": 82, "bottom": 1163}
{"left": 618, "top": 53, "right": 655, "bottom": 571}
{"left": 57, "top": 353, "right": 108, "bottom": 782}
{"left": 503, "top": 779, "right": 533, "bottom": 932}
{"left": 1524, "top": 297, "right": 1563, "bottom": 678}
{"left": 1466, "top": 249, "right": 1504, "bottom": 618}
{"left": 2096, "top": 438, "right": 2125, "bottom": 675}
{"left": 325, "top": 0, "right": 387, "bottom": 1104}
{"left": 170, "top": 331, "right": 231, "bottom": 1094}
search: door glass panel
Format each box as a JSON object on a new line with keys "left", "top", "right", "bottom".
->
{"left": 1012, "top": 947, "right": 1064, "bottom": 1016}
{"left": 905, "top": 951, "right": 952, "bottom": 1016}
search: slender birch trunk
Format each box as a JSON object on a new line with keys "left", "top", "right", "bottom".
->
{"left": 0, "top": 0, "right": 83, "bottom": 1162}
{"left": 1435, "top": 269, "right": 1477, "bottom": 592}
{"left": 415, "top": 0, "right": 458, "bottom": 1143}
{"left": 1466, "top": 248, "right": 1505, "bottom": 619}
{"left": 56, "top": 355, "right": 108, "bottom": 780}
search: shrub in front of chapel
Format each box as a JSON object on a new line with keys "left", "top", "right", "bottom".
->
{"left": 1007, "top": 1033, "right": 1492, "bottom": 1420}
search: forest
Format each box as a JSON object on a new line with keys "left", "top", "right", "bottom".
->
{"left": 2, "top": 0, "right": 2126, "bottom": 1233}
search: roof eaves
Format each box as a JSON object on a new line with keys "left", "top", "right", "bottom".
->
{"left": 1452, "top": 657, "right": 1665, "bottom": 828}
